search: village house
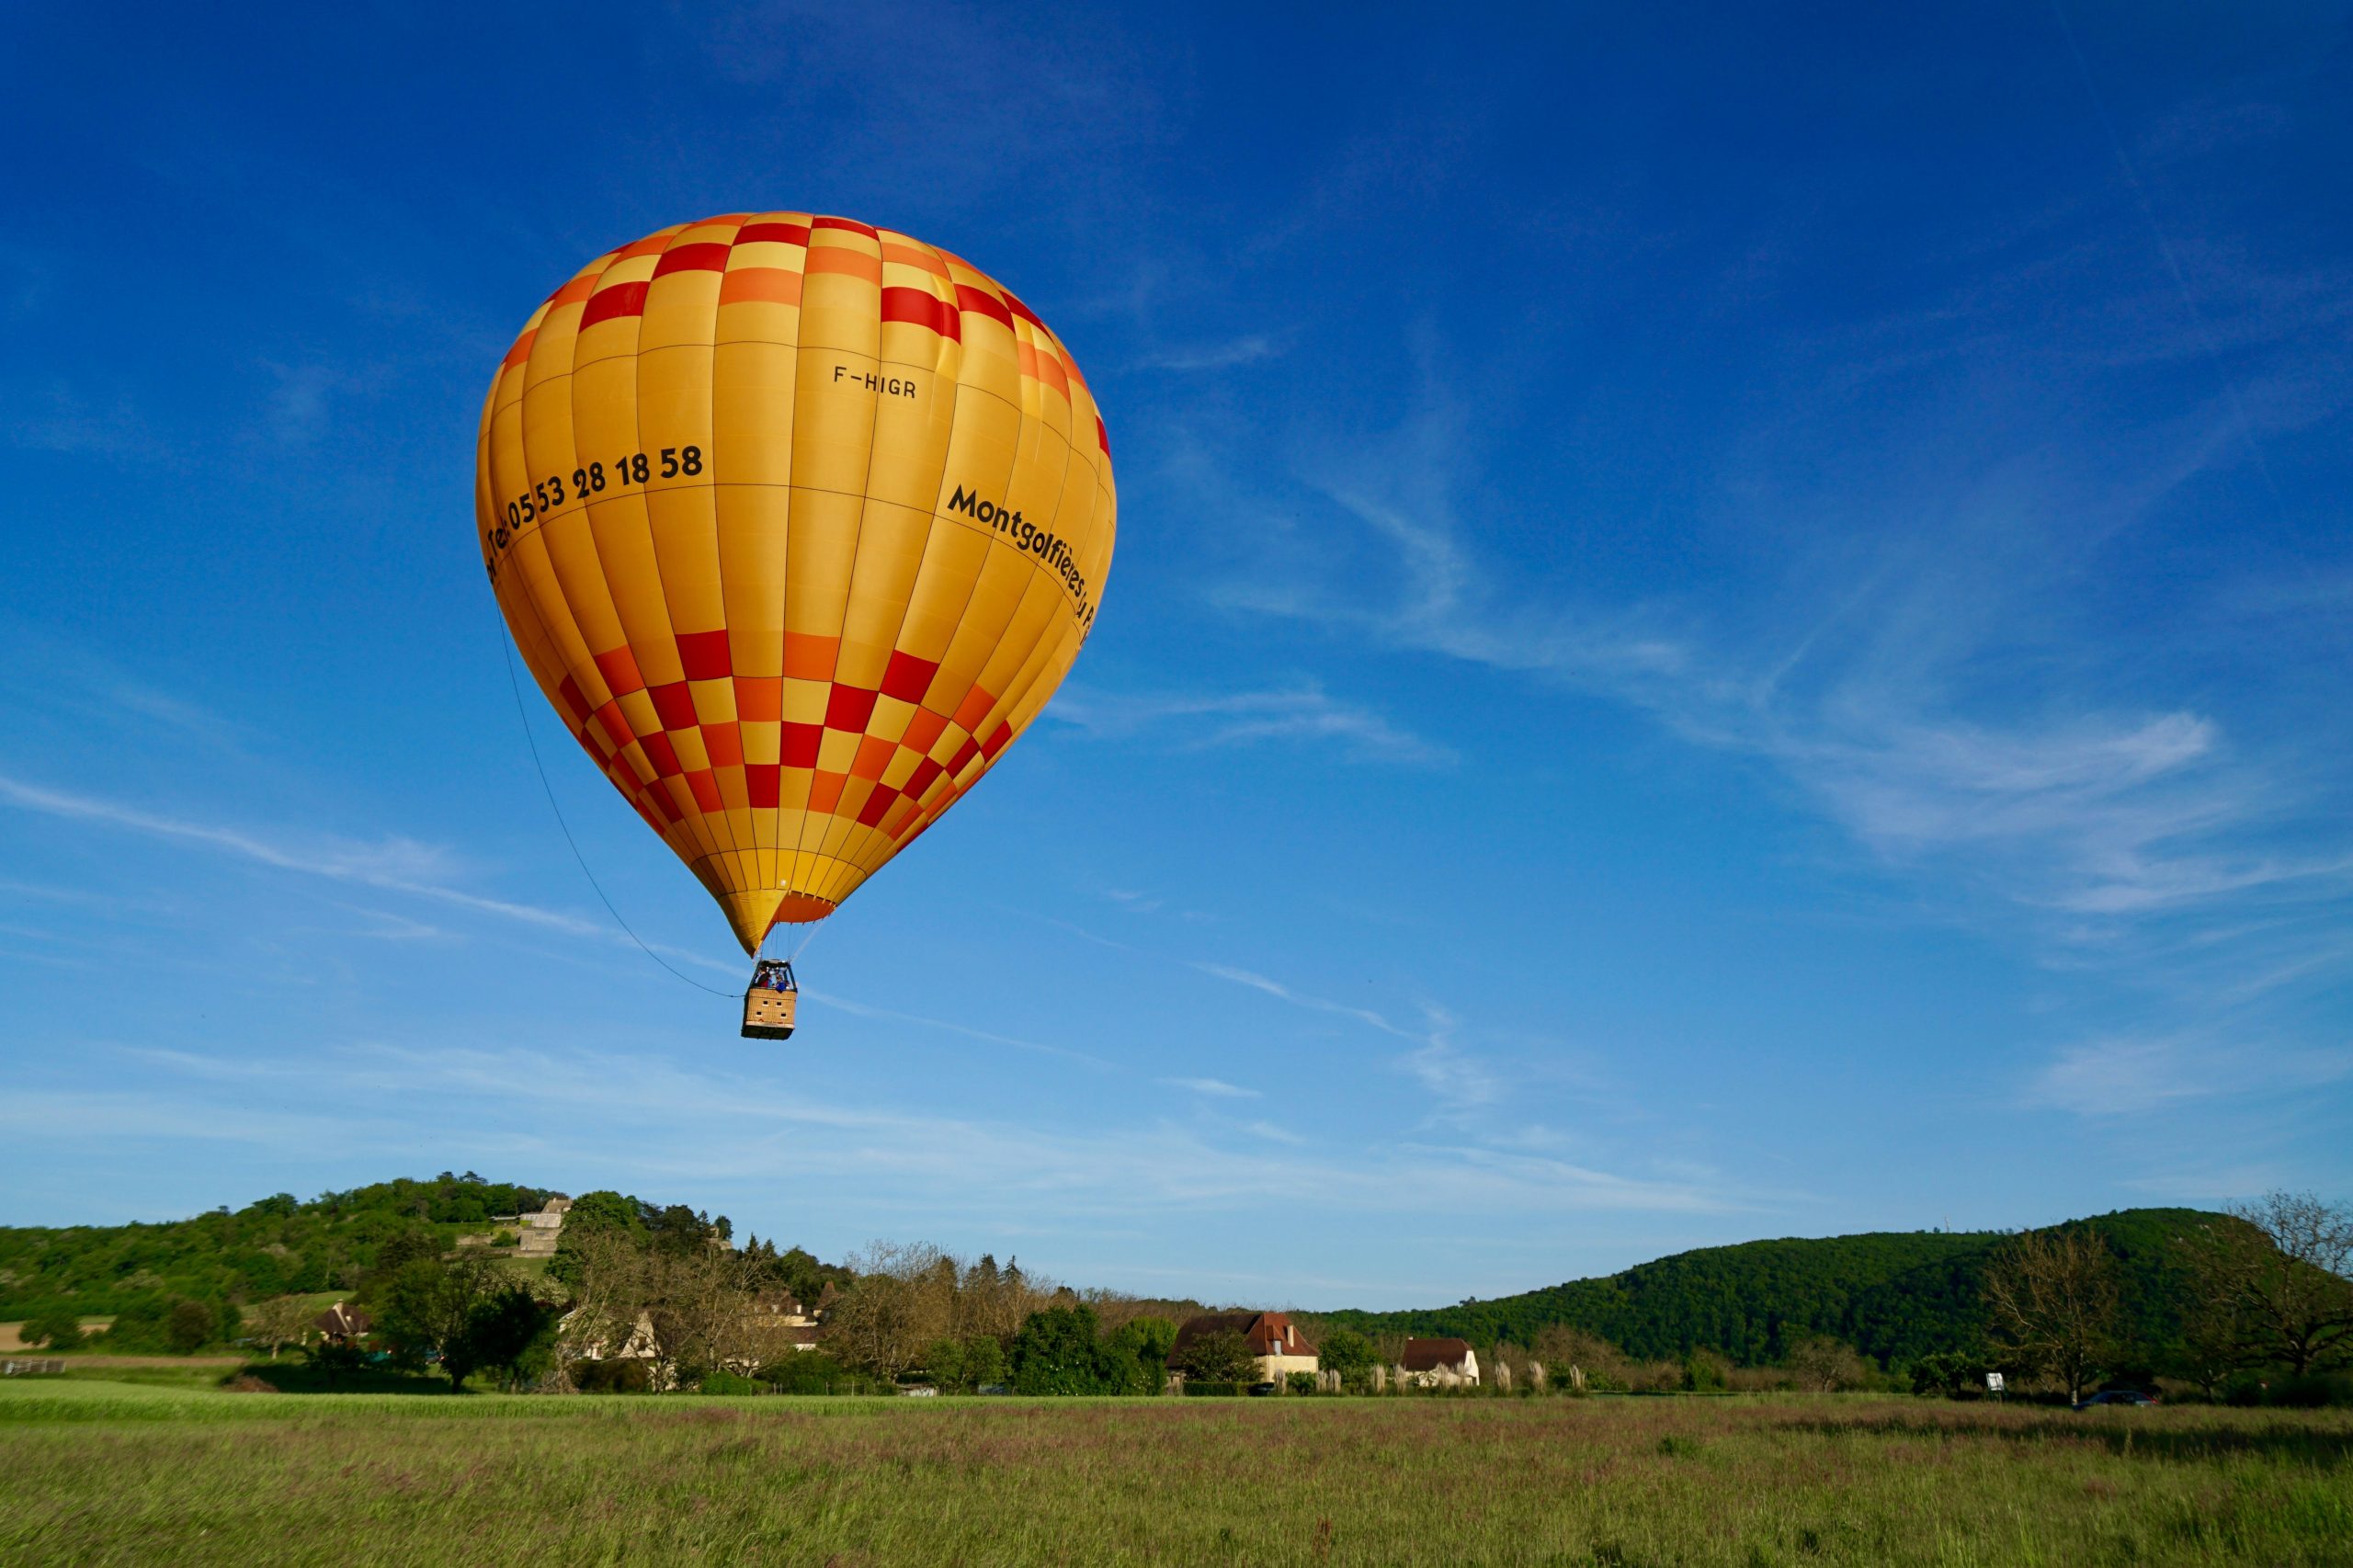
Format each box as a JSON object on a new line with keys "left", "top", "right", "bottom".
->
{"left": 1399, "top": 1336, "right": 1480, "bottom": 1387}
{"left": 1169, "top": 1312, "right": 1320, "bottom": 1385}
{"left": 313, "top": 1302, "right": 371, "bottom": 1344}
{"left": 745, "top": 1290, "right": 823, "bottom": 1353}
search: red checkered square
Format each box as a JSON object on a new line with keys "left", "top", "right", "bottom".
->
{"left": 676, "top": 630, "right": 732, "bottom": 681}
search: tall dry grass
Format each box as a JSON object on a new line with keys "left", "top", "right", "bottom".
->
{"left": 3, "top": 1380, "right": 2347, "bottom": 1565}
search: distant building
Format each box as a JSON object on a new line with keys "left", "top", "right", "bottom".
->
{"left": 515, "top": 1197, "right": 571, "bottom": 1256}
{"left": 1399, "top": 1336, "right": 1479, "bottom": 1387}
{"left": 313, "top": 1302, "right": 372, "bottom": 1344}
{"left": 745, "top": 1291, "right": 823, "bottom": 1353}
{"left": 1169, "top": 1312, "right": 1320, "bottom": 1384}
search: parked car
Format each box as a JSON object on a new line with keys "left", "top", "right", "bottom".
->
{"left": 1247, "top": 1381, "right": 1279, "bottom": 1397}
{"left": 2073, "top": 1390, "right": 2158, "bottom": 1410}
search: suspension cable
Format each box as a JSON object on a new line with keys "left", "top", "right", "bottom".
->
{"left": 494, "top": 616, "right": 735, "bottom": 997}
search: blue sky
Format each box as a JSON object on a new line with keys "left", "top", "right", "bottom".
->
{"left": 3, "top": 2, "right": 2347, "bottom": 1308}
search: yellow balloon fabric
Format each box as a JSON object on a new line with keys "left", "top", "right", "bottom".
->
{"left": 476, "top": 215, "right": 1115, "bottom": 953}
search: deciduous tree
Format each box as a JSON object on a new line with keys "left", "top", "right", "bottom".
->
{"left": 22, "top": 1308, "right": 83, "bottom": 1350}
{"left": 1785, "top": 1335, "right": 1870, "bottom": 1392}
{"left": 1173, "top": 1327, "right": 1258, "bottom": 1385}
{"left": 1983, "top": 1227, "right": 2120, "bottom": 1403}
{"left": 2217, "top": 1192, "right": 2353, "bottom": 1376}
{"left": 245, "top": 1295, "right": 317, "bottom": 1360}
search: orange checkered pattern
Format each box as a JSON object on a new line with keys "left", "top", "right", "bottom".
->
{"left": 474, "top": 214, "right": 1116, "bottom": 953}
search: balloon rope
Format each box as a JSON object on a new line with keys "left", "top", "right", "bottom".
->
{"left": 495, "top": 617, "right": 735, "bottom": 997}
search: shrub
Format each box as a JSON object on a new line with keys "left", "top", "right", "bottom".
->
{"left": 1681, "top": 1349, "right": 1730, "bottom": 1392}
{"left": 2267, "top": 1374, "right": 2353, "bottom": 1409}
{"left": 22, "top": 1309, "right": 84, "bottom": 1350}
{"left": 758, "top": 1351, "right": 856, "bottom": 1395}
{"left": 490, "top": 1230, "right": 519, "bottom": 1248}
{"left": 1183, "top": 1381, "right": 1245, "bottom": 1397}
{"left": 699, "top": 1371, "right": 762, "bottom": 1395}
{"left": 166, "top": 1299, "right": 217, "bottom": 1355}
{"left": 304, "top": 1341, "right": 367, "bottom": 1386}
{"left": 1286, "top": 1371, "right": 1319, "bottom": 1395}
{"left": 573, "top": 1358, "right": 653, "bottom": 1394}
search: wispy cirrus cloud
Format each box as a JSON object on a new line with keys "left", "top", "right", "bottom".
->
{"left": 2026, "top": 1030, "right": 2353, "bottom": 1119}
{"left": 1051, "top": 681, "right": 1453, "bottom": 766}
{"left": 1133, "top": 335, "right": 1282, "bottom": 372}
{"left": 0, "top": 770, "right": 604, "bottom": 937}
{"left": 1190, "top": 332, "right": 2353, "bottom": 991}
{"left": 1188, "top": 960, "right": 1418, "bottom": 1040}
{"left": 0, "top": 1040, "right": 1738, "bottom": 1244}
{"left": 1159, "top": 1076, "right": 1259, "bottom": 1098}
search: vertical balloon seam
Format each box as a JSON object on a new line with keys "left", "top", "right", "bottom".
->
{"left": 966, "top": 317, "right": 1091, "bottom": 823}
{"left": 826, "top": 233, "right": 988, "bottom": 898}
{"left": 877, "top": 302, "right": 1089, "bottom": 880}
{"left": 859, "top": 245, "right": 1006, "bottom": 885}
{"left": 620, "top": 223, "right": 733, "bottom": 890}
{"left": 802, "top": 220, "right": 926, "bottom": 916}
{"left": 728, "top": 210, "right": 796, "bottom": 940}
{"left": 561, "top": 244, "right": 712, "bottom": 880}
{"left": 813, "top": 218, "right": 916, "bottom": 911}
{"left": 882, "top": 276, "right": 1036, "bottom": 887}
{"left": 529, "top": 252, "right": 679, "bottom": 860}
{"left": 512, "top": 261, "right": 641, "bottom": 834}
{"left": 498, "top": 299, "right": 635, "bottom": 843}
{"left": 678, "top": 217, "right": 759, "bottom": 895}
{"left": 858, "top": 238, "right": 1019, "bottom": 884}
{"left": 774, "top": 222, "right": 863, "bottom": 916}
{"left": 688, "top": 216, "right": 756, "bottom": 919}
{"left": 766, "top": 212, "right": 818, "bottom": 925}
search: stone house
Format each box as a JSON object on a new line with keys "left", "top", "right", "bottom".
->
{"left": 1169, "top": 1311, "right": 1320, "bottom": 1384}
{"left": 1399, "top": 1336, "right": 1480, "bottom": 1387}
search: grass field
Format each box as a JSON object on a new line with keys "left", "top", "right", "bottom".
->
{"left": 4, "top": 1378, "right": 2348, "bottom": 1566}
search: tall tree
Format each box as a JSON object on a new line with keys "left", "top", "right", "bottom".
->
{"left": 376, "top": 1254, "right": 501, "bottom": 1385}
{"left": 1172, "top": 1327, "right": 1259, "bottom": 1385}
{"left": 245, "top": 1295, "right": 317, "bottom": 1360}
{"left": 825, "top": 1242, "right": 954, "bottom": 1383}
{"left": 1982, "top": 1227, "right": 2121, "bottom": 1403}
{"left": 1009, "top": 1305, "right": 1119, "bottom": 1395}
{"left": 1784, "top": 1334, "right": 1870, "bottom": 1392}
{"left": 2205, "top": 1192, "right": 2353, "bottom": 1376}
{"left": 1316, "top": 1326, "right": 1379, "bottom": 1386}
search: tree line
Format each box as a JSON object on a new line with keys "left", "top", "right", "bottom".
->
{"left": 6, "top": 1179, "right": 2344, "bottom": 1406}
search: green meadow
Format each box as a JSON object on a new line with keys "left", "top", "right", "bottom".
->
{"left": 4, "top": 1378, "right": 2349, "bottom": 1566}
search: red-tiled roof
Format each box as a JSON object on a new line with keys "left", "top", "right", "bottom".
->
{"left": 1169, "top": 1311, "right": 1318, "bottom": 1363}
{"left": 1401, "top": 1336, "right": 1473, "bottom": 1371}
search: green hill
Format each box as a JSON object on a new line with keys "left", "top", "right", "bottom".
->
{"left": 0, "top": 1173, "right": 560, "bottom": 1324}
{"left": 1321, "top": 1208, "right": 2222, "bottom": 1368}
{"left": 4, "top": 1181, "right": 2225, "bottom": 1373}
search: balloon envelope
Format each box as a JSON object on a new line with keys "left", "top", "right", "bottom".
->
{"left": 476, "top": 214, "right": 1115, "bottom": 952}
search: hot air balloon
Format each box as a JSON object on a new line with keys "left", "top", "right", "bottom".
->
{"left": 475, "top": 214, "right": 1115, "bottom": 1038}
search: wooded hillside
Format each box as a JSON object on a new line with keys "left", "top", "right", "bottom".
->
{"left": 1320, "top": 1209, "right": 2221, "bottom": 1367}
{"left": 0, "top": 1173, "right": 559, "bottom": 1320}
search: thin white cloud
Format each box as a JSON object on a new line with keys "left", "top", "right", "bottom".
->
{"left": 1397, "top": 1006, "right": 1503, "bottom": 1125}
{"left": 1135, "top": 335, "right": 1281, "bottom": 372}
{"left": 1159, "top": 1076, "right": 1259, "bottom": 1099}
{"left": 2, "top": 1040, "right": 1736, "bottom": 1226}
{"left": 806, "top": 991, "right": 1113, "bottom": 1069}
{"left": 1188, "top": 960, "right": 1416, "bottom": 1040}
{"left": 2026, "top": 1031, "right": 2353, "bottom": 1118}
{"left": 1189, "top": 347, "right": 2353, "bottom": 1004}
{"left": 1051, "top": 682, "right": 1453, "bottom": 766}
{"left": 1243, "top": 1119, "right": 1307, "bottom": 1145}
{"left": 0, "top": 769, "right": 606, "bottom": 937}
